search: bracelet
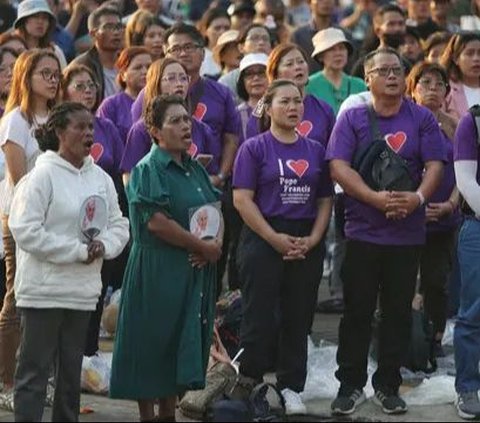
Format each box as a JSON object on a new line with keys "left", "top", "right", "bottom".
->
{"left": 217, "top": 172, "right": 226, "bottom": 182}
{"left": 415, "top": 191, "right": 425, "bottom": 207}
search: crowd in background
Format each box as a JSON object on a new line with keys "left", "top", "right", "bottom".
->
{"left": 1, "top": 0, "right": 480, "bottom": 421}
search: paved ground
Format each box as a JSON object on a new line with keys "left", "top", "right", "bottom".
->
{"left": 0, "top": 282, "right": 465, "bottom": 422}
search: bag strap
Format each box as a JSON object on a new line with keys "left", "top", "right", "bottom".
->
{"left": 469, "top": 104, "right": 480, "bottom": 146}
{"left": 249, "top": 382, "right": 286, "bottom": 413}
{"left": 189, "top": 78, "right": 205, "bottom": 116}
{"left": 367, "top": 103, "right": 383, "bottom": 141}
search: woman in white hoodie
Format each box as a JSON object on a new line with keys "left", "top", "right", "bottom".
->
{"left": 8, "top": 102, "right": 130, "bottom": 422}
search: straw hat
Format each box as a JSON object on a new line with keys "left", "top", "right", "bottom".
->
{"left": 14, "top": 0, "right": 55, "bottom": 28}
{"left": 213, "top": 30, "right": 240, "bottom": 65}
{"left": 311, "top": 27, "right": 352, "bottom": 59}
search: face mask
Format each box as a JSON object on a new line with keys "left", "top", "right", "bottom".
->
{"left": 383, "top": 33, "right": 406, "bottom": 49}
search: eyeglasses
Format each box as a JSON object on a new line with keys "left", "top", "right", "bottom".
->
{"left": 245, "top": 34, "right": 271, "bottom": 43}
{"left": 418, "top": 78, "right": 447, "bottom": 90}
{"left": 98, "top": 23, "right": 125, "bottom": 33}
{"left": 166, "top": 43, "right": 202, "bottom": 56}
{"left": 161, "top": 74, "right": 190, "bottom": 84}
{"left": 72, "top": 82, "right": 98, "bottom": 92}
{"left": 243, "top": 69, "right": 266, "bottom": 79}
{"left": 35, "top": 68, "right": 61, "bottom": 82}
{"left": 368, "top": 66, "right": 404, "bottom": 77}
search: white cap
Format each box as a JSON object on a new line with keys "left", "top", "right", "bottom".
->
{"left": 14, "top": 0, "right": 55, "bottom": 28}
{"left": 239, "top": 53, "right": 269, "bottom": 73}
{"left": 311, "top": 27, "right": 352, "bottom": 59}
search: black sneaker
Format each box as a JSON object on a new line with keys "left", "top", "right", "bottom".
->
{"left": 331, "top": 386, "right": 366, "bottom": 416}
{"left": 373, "top": 389, "right": 408, "bottom": 415}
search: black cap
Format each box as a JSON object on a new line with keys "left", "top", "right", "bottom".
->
{"left": 227, "top": 1, "right": 256, "bottom": 17}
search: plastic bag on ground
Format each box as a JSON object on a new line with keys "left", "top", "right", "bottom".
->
{"left": 81, "top": 352, "right": 112, "bottom": 395}
{"left": 442, "top": 319, "right": 455, "bottom": 347}
{"left": 403, "top": 375, "right": 456, "bottom": 405}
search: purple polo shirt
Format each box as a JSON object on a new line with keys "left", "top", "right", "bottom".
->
{"left": 233, "top": 131, "right": 333, "bottom": 220}
{"left": 427, "top": 131, "right": 461, "bottom": 232}
{"left": 97, "top": 91, "right": 134, "bottom": 145}
{"left": 245, "top": 94, "right": 335, "bottom": 148}
{"left": 92, "top": 116, "right": 124, "bottom": 179}
{"left": 120, "top": 117, "right": 216, "bottom": 173}
{"left": 326, "top": 99, "right": 446, "bottom": 246}
{"left": 454, "top": 112, "right": 480, "bottom": 183}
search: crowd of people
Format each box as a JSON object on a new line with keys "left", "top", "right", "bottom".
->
{"left": 1, "top": 0, "right": 480, "bottom": 421}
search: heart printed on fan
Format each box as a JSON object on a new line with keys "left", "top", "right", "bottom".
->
{"left": 193, "top": 103, "right": 207, "bottom": 121}
{"left": 385, "top": 131, "right": 407, "bottom": 153}
{"left": 296, "top": 120, "right": 313, "bottom": 137}
{"left": 187, "top": 142, "right": 198, "bottom": 157}
{"left": 90, "top": 143, "right": 104, "bottom": 163}
{"left": 286, "top": 159, "right": 309, "bottom": 178}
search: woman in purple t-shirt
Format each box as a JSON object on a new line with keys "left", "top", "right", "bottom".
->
{"left": 236, "top": 53, "right": 269, "bottom": 144}
{"left": 232, "top": 80, "right": 333, "bottom": 415}
{"left": 407, "top": 61, "right": 461, "bottom": 357}
{"left": 245, "top": 43, "right": 336, "bottom": 147}
{"left": 97, "top": 47, "right": 152, "bottom": 145}
{"left": 121, "top": 58, "right": 216, "bottom": 181}
{"left": 62, "top": 63, "right": 128, "bottom": 358}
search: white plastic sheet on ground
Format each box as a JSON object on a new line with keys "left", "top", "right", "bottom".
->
{"left": 403, "top": 375, "right": 456, "bottom": 405}
{"left": 301, "top": 339, "right": 456, "bottom": 406}
{"left": 301, "top": 340, "right": 376, "bottom": 401}
{"left": 81, "top": 352, "right": 113, "bottom": 395}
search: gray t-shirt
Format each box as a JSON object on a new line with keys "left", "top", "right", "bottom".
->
{"left": 103, "top": 67, "right": 119, "bottom": 99}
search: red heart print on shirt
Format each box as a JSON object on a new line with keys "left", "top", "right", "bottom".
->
{"left": 90, "top": 143, "right": 104, "bottom": 163}
{"left": 385, "top": 132, "right": 407, "bottom": 153}
{"left": 296, "top": 120, "right": 313, "bottom": 137}
{"left": 187, "top": 142, "right": 198, "bottom": 157}
{"left": 194, "top": 103, "right": 207, "bottom": 121}
{"left": 286, "top": 159, "right": 309, "bottom": 178}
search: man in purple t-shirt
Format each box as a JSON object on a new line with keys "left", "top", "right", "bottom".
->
{"left": 326, "top": 48, "right": 444, "bottom": 416}
{"left": 453, "top": 110, "right": 480, "bottom": 419}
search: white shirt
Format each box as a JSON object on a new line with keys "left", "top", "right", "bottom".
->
{"left": 103, "top": 67, "right": 119, "bottom": 99}
{"left": 200, "top": 49, "right": 221, "bottom": 78}
{"left": 463, "top": 84, "right": 480, "bottom": 109}
{"left": 0, "top": 107, "right": 45, "bottom": 215}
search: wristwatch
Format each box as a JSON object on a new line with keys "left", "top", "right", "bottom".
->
{"left": 217, "top": 172, "right": 226, "bottom": 182}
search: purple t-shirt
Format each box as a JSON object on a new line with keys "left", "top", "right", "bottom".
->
{"left": 120, "top": 117, "right": 216, "bottom": 173}
{"left": 427, "top": 131, "right": 461, "bottom": 232}
{"left": 326, "top": 99, "right": 446, "bottom": 246}
{"left": 245, "top": 94, "right": 335, "bottom": 148}
{"left": 233, "top": 131, "right": 333, "bottom": 220}
{"left": 131, "top": 78, "right": 240, "bottom": 173}
{"left": 454, "top": 112, "right": 480, "bottom": 183}
{"left": 92, "top": 116, "right": 124, "bottom": 179}
{"left": 97, "top": 91, "right": 134, "bottom": 145}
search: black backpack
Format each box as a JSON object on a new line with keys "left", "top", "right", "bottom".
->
{"left": 209, "top": 383, "right": 286, "bottom": 422}
{"left": 352, "top": 104, "right": 416, "bottom": 192}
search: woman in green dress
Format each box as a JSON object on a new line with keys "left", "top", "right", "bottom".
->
{"left": 110, "top": 94, "right": 223, "bottom": 422}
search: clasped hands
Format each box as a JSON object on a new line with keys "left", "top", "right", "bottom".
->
{"left": 189, "top": 238, "right": 223, "bottom": 269}
{"left": 270, "top": 233, "right": 316, "bottom": 261}
{"left": 84, "top": 240, "right": 105, "bottom": 264}
{"left": 375, "top": 191, "right": 421, "bottom": 220}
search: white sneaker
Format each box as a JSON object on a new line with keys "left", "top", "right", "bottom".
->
{"left": 281, "top": 388, "right": 307, "bottom": 415}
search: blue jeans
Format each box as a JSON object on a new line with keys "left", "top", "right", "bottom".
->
{"left": 455, "top": 218, "right": 480, "bottom": 393}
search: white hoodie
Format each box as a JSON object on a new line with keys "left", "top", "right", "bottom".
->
{"left": 8, "top": 151, "right": 130, "bottom": 311}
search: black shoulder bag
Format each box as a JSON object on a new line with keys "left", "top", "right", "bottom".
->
{"left": 351, "top": 104, "right": 416, "bottom": 192}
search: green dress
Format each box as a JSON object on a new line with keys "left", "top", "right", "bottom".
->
{"left": 110, "top": 144, "right": 219, "bottom": 399}
{"left": 306, "top": 71, "right": 367, "bottom": 115}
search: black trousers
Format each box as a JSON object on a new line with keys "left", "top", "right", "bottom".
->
{"left": 217, "top": 181, "right": 244, "bottom": 295}
{"left": 419, "top": 230, "right": 456, "bottom": 335}
{"left": 15, "top": 308, "right": 90, "bottom": 422}
{"left": 238, "top": 218, "right": 324, "bottom": 392}
{"left": 84, "top": 247, "right": 128, "bottom": 356}
{"left": 336, "top": 240, "right": 420, "bottom": 392}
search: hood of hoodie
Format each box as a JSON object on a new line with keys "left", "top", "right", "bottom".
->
{"left": 35, "top": 151, "right": 95, "bottom": 175}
